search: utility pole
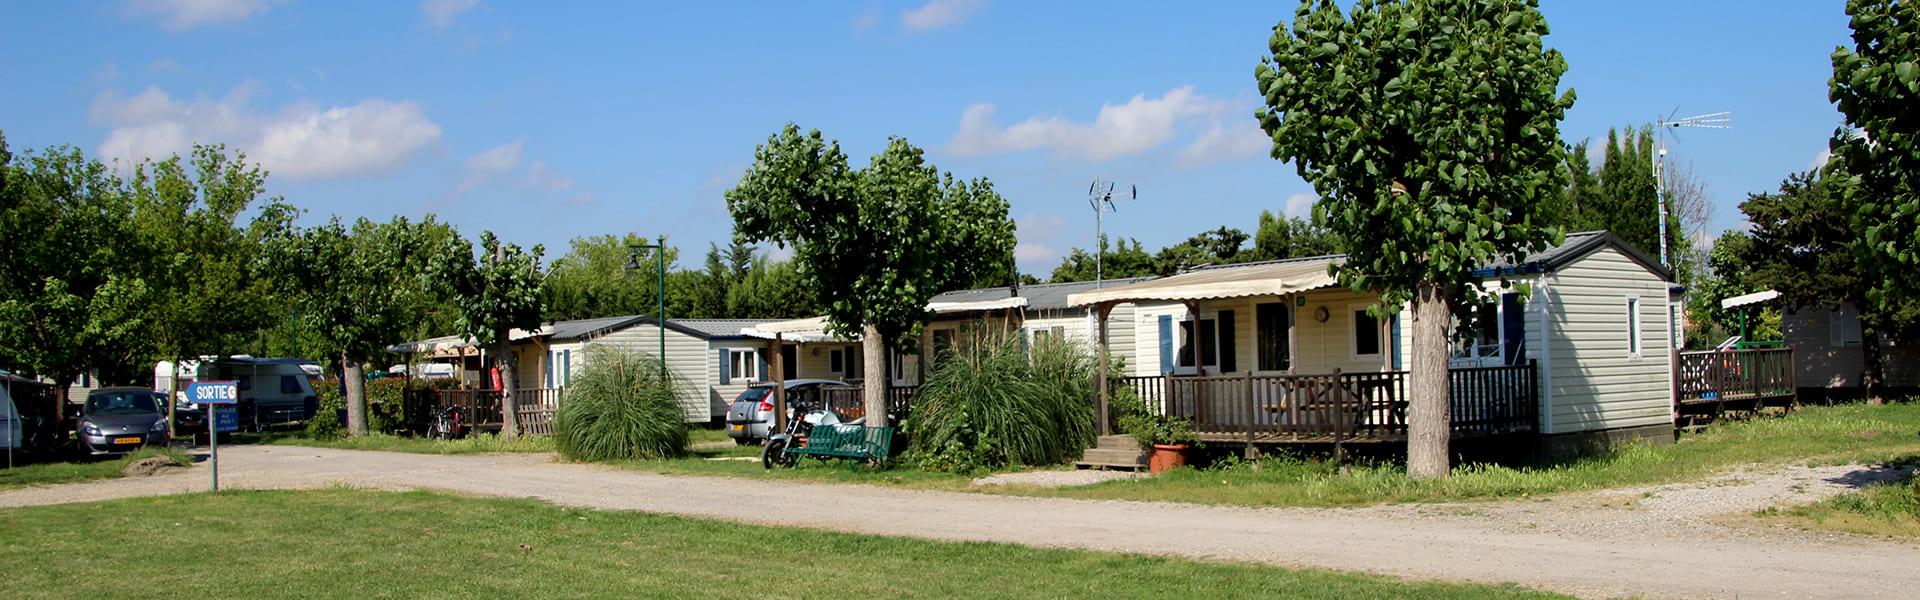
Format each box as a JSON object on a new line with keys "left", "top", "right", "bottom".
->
{"left": 1653, "top": 110, "right": 1730, "bottom": 270}
{"left": 1086, "top": 178, "right": 1136, "bottom": 288}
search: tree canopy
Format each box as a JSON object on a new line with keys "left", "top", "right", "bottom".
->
{"left": 1831, "top": 0, "right": 1920, "bottom": 326}
{"left": 1256, "top": 0, "right": 1572, "bottom": 479}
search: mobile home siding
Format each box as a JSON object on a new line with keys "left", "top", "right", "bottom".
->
{"left": 589, "top": 326, "right": 711, "bottom": 423}
{"left": 1541, "top": 248, "right": 1672, "bottom": 434}
{"left": 1783, "top": 304, "right": 1920, "bottom": 388}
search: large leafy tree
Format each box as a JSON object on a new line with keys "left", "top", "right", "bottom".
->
{"left": 1831, "top": 0, "right": 1920, "bottom": 396}
{"left": 1247, "top": 209, "right": 1345, "bottom": 261}
{"left": 727, "top": 125, "right": 1016, "bottom": 426}
{"left": 1048, "top": 235, "right": 1157, "bottom": 283}
{"left": 0, "top": 140, "right": 150, "bottom": 429}
{"left": 1256, "top": 0, "right": 1573, "bottom": 479}
{"left": 434, "top": 231, "right": 546, "bottom": 440}
{"left": 269, "top": 216, "right": 452, "bottom": 436}
{"left": 542, "top": 233, "right": 679, "bottom": 321}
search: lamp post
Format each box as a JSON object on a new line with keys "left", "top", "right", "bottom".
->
{"left": 626, "top": 236, "right": 669, "bottom": 366}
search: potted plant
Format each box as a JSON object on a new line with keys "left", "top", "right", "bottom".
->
{"left": 1119, "top": 413, "right": 1201, "bottom": 473}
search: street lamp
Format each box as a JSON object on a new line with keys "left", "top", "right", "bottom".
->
{"left": 625, "top": 235, "right": 669, "bottom": 366}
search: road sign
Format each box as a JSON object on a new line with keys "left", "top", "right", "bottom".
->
{"left": 186, "top": 381, "right": 238, "bottom": 405}
{"left": 213, "top": 407, "right": 239, "bottom": 433}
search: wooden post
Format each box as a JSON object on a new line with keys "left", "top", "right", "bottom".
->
{"left": 1096, "top": 302, "right": 1113, "bottom": 436}
{"left": 771, "top": 335, "right": 787, "bottom": 432}
{"left": 1243, "top": 370, "right": 1257, "bottom": 459}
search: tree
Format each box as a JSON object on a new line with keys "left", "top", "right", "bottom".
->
{"left": 727, "top": 125, "right": 1016, "bottom": 426}
{"left": 0, "top": 141, "right": 151, "bottom": 430}
{"left": 543, "top": 234, "right": 678, "bottom": 321}
{"left": 1247, "top": 210, "right": 1345, "bottom": 261}
{"left": 269, "top": 216, "right": 451, "bottom": 436}
{"left": 1048, "top": 235, "right": 1157, "bottom": 283}
{"left": 1830, "top": 0, "right": 1920, "bottom": 402}
{"left": 434, "top": 231, "right": 546, "bottom": 440}
{"left": 1152, "top": 226, "right": 1252, "bottom": 274}
{"left": 1256, "top": 0, "right": 1572, "bottom": 479}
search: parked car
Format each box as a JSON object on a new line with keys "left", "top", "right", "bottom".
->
{"left": 724, "top": 379, "right": 852, "bottom": 445}
{"left": 77, "top": 387, "right": 171, "bottom": 455}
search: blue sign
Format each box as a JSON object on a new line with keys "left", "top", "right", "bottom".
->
{"left": 186, "top": 381, "right": 239, "bottom": 405}
{"left": 212, "top": 406, "right": 239, "bottom": 433}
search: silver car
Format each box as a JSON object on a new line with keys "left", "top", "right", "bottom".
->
{"left": 724, "top": 379, "right": 851, "bottom": 445}
{"left": 78, "top": 387, "right": 170, "bottom": 455}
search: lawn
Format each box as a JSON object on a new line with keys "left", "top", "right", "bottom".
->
{"left": 0, "top": 489, "right": 1571, "bottom": 600}
{"left": 0, "top": 447, "right": 193, "bottom": 491}
{"left": 1754, "top": 457, "right": 1920, "bottom": 539}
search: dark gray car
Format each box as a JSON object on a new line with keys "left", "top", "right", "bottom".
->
{"left": 78, "top": 387, "right": 170, "bottom": 455}
{"left": 724, "top": 379, "right": 852, "bottom": 445}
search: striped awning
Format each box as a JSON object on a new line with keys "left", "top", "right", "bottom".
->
{"left": 1067, "top": 257, "right": 1342, "bottom": 306}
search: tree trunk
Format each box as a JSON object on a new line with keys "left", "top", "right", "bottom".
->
{"left": 863, "top": 323, "right": 888, "bottom": 428}
{"left": 496, "top": 332, "right": 520, "bottom": 440}
{"left": 1406, "top": 281, "right": 1452, "bottom": 480}
{"left": 1861, "top": 323, "right": 1886, "bottom": 406}
{"left": 343, "top": 353, "right": 368, "bottom": 437}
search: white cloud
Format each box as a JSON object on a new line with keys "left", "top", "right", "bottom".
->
{"left": 1284, "top": 193, "right": 1316, "bottom": 218}
{"left": 448, "top": 140, "right": 522, "bottom": 199}
{"left": 92, "top": 64, "right": 123, "bottom": 85}
{"left": 1179, "top": 120, "right": 1270, "bottom": 167}
{"left": 90, "top": 84, "right": 442, "bottom": 180}
{"left": 526, "top": 160, "right": 575, "bottom": 192}
{"left": 421, "top": 0, "right": 481, "bottom": 29}
{"left": 146, "top": 59, "right": 185, "bottom": 73}
{"left": 902, "top": 0, "right": 986, "bottom": 32}
{"left": 124, "top": 0, "right": 276, "bottom": 31}
{"left": 1013, "top": 212, "right": 1071, "bottom": 269}
{"left": 948, "top": 86, "right": 1240, "bottom": 161}
{"left": 1811, "top": 149, "right": 1832, "bottom": 170}
{"left": 852, "top": 0, "right": 881, "bottom": 31}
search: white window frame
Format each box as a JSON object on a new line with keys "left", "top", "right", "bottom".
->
{"left": 1626, "top": 294, "right": 1644, "bottom": 361}
{"left": 1030, "top": 325, "right": 1065, "bottom": 346}
{"left": 1350, "top": 303, "right": 1383, "bottom": 362}
{"left": 728, "top": 349, "right": 761, "bottom": 383}
{"left": 1174, "top": 316, "right": 1219, "bottom": 374}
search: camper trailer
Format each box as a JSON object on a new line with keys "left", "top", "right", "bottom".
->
{"left": 156, "top": 357, "right": 322, "bottom": 429}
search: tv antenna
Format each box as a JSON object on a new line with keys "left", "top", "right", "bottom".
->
{"left": 1653, "top": 110, "right": 1730, "bottom": 270}
{"left": 1087, "top": 178, "right": 1136, "bottom": 288}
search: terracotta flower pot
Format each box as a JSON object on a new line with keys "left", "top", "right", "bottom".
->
{"left": 1148, "top": 443, "right": 1190, "bottom": 473}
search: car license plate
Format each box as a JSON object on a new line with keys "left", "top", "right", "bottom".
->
{"left": 732, "top": 425, "right": 744, "bottom": 431}
{"left": 114, "top": 436, "right": 141, "bottom": 445}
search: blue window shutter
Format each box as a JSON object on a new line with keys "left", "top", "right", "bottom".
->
{"left": 1158, "top": 315, "right": 1174, "bottom": 374}
{"left": 1502, "top": 293, "right": 1525, "bottom": 365}
{"left": 1390, "top": 314, "right": 1403, "bottom": 370}
{"left": 1217, "top": 310, "right": 1237, "bottom": 373}
{"left": 757, "top": 350, "right": 768, "bottom": 382}
{"left": 562, "top": 349, "right": 571, "bottom": 386}
{"left": 718, "top": 349, "right": 731, "bottom": 384}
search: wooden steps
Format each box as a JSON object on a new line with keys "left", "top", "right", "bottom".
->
{"left": 1075, "top": 434, "right": 1146, "bottom": 471}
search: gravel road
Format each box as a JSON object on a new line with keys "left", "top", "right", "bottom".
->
{"left": 4, "top": 446, "right": 1916, "bottom": 600}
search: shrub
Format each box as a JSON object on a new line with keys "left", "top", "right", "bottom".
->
{"left": 907, "top": 333, "right": 1098, "bottom": 473}
{"left": 551, "top": 345, "right": 690, "bottom": 461}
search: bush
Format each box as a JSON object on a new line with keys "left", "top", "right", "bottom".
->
{"left": 906, "top": 333, "right": 1098, "bottom": 473}
{"left": 552, "top": 345, "right": 690, "bottom": 461}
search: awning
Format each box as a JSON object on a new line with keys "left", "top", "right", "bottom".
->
{"left": 386, "top": 327, "right": 546, "bottom": 354}
{"left": 1067, "top": 257, "right": 1342, "bottom": 306}
{"left": 928, "top": 296, "right": 1027, "bottom": 314}
{"left": 1721, "top": 290, "right": 1782, "bottom": 310}
{"left": 739, "top": 317, "right": 856, "bottom": 343}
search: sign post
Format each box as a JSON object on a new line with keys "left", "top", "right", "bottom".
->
{"left": 187, "top": 381, "right": 238, "bottom": 492}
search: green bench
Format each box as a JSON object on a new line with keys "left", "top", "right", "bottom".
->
{"left": 785, "top": 425, "right": 893, "bottom": 470}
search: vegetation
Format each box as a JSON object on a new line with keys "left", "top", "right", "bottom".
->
{"left": 551, "top": 345, "right": 689, "bottom": 461}
{"left": 0, "top": 446, "right": 193, "bottom": 490}
{"left": 727, "top": 125, "right": 1018, "bottom": 427}
{"left": 1047, "top": 212, "right": 1345, "bottom": 283}
{"left": 1118, "top": 413, "right": 1201, "bottom": 451}
{"left": 432, "top": 231, "right": 546, "bottom": 439}
{"left": 0, "top": 489, "right": 1572, "bottom": 600}
{"left": 257, "top": 431, "right": 556, "bottom": 455}
{"left": 1256, "top": 0, "right": 1574, "bottom": 479}
{"left": 1757, "top": 466, "right": 1920, "bottom": 539}
{"left": 906, "top": 334, "right": 1098, "bottom": 473}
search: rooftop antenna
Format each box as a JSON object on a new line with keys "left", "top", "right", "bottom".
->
{"left": 1653, "top": 110, "right": 1730, "bottom": 270}
{"left": 1087, "top": 177, "right": 1136, "bottom": 289}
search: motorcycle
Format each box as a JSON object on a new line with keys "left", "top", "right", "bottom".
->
{"left": 760, "top": 402, "right": 860, "bottom": 469}
{"left": 427, "top": 405, "right": 465, "bottom": 440}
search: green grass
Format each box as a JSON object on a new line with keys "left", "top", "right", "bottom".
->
{"left": 1755, "top": 460, "right": 1920, "bottom": 538}
{"left": 248, "top": 431, "right": 556, "bottom": 454}
{"left": 0, "top": 447, "right": 194, "bottom": 490}
{"left": 0, "top": 489, "right": 1571, "bottom": 600}
{"left": 685, "top": 426, "right": 731, "bottom": 445}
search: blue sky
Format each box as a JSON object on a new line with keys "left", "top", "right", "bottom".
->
{"left": 0, "top": 1, "right": 1854, "bottom": 276}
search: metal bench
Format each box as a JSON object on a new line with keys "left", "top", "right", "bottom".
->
{"left": 785, "top": 425, "right": 893, "bottom": 471}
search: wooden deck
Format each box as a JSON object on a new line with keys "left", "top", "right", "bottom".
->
{"left": 1674, "top": 347, "right": 1797, "bottom": 422}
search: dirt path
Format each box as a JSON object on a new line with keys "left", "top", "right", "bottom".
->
{"left": 5, "top": 447, "right": 1916, "bottom": 600}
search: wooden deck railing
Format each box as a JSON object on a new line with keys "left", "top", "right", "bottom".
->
{"left": 431, "top": 388, "right": 563, "bottom": 436}
{"left": 1676, "top": 347, "right": 1796, "bottom": 406}
{"left": 1131, "top": 361, "right": 1538, "bottom": 443}
{"left": 820, "top": 385, "right": 916, "bottom": 421}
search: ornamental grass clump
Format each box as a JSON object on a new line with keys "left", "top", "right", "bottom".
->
{"left": 908, "top": 333, "right": 1098, "bottom": 472}
{"left": 552, "top": 345, "right": 689, "bottom": 461}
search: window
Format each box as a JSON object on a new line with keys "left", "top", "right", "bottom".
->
{"left": 728, "top": 349, "right": 761, "bottom": 382}
{"left": 1627, "top": 295, "right": 1644, "bottom": 359}
{"left": 1832, "top": 304, "right": 1864, "bottom": 347}
{"left": 1353, "top": 308, "right": 1381, "bottom": 358}
{"left": 1256, "top": 302, "right": 1290, "bottom": 371}
{"left": 280, "top": 375, "right": 303, "bottom": 394}
{"left": 1030, "top": 326, "right": 1065, "bottom": 347}
{"left": 1177, "top": 319, "right": 1218, "bottom": 368}
{"left": 830, "top": 349, "right": 844, "bottom": 373}
{"left": 1451, "top": 301, "right": 1502, "bottom": 364}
